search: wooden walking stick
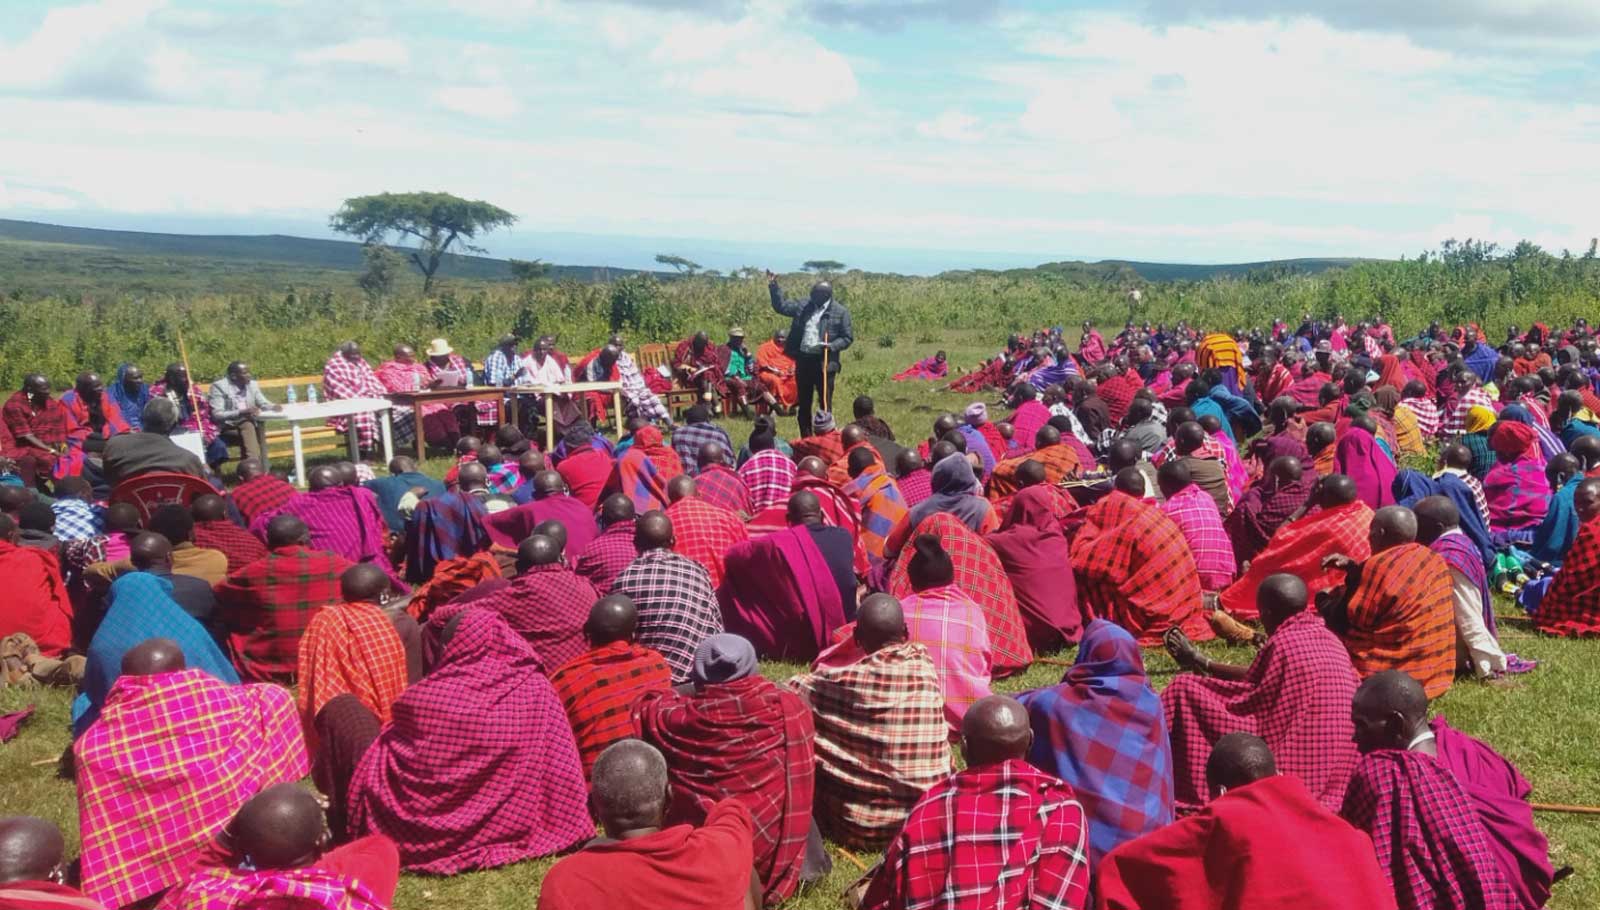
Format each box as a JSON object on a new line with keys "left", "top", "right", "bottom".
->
{"left": 1532, "top": 802, "right": 1600, "bottom": 816}
{"left": 821, "top": 329, "right": 831, "bottom": 414}
{"left": 175, "top": 330, "right": 204, "bottom": 430}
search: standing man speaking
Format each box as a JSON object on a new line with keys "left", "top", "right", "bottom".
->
{"left": 767, "top": 270, "right": 853, "bottom": 437}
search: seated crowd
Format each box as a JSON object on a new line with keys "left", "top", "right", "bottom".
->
{"left": 3, "top": 313, "right": 1598, "bottom": 909}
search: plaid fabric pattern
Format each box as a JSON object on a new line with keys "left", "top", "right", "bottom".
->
{"left": 1016, "top": 620, "right": 1174, "bottom": 864}
{"left": 789, "top": 639, "right": 953, "bottom": 849}
{"left": 609, "top": 442, "right": 670, "bottom": 513}
{"left": 609, "top": 549, "right": 722, "bottom": 683}
{"left": 1437, "top": 469, "right": 1493, "bottom": 527}
{"left": 1162, "top": 610, "right": 1360, "bottom": 812}
{"left": 695, "top": 463, "right": 752, "bottom": 515}
{"left": 1531, "top": 517, "right": 1600, "bottom": 637}
{"left": 1220, "top": 500, "right": 1374, "bottom": 621}
{"left": 549, "top": 641, "right": 672, "bottom": 774}
{"left": 897, "top": 467, "right": 934, "bottom": 509}
{"left": 157, "top": 863, "right": 387, "bottom": 910}
{"left": 485, "top": 462, "right": 521, "bottom": 495}
{"left": 890, "top": 512, "right": 1034, "bottom": 674}
{"left": 573, "top": 520, "right": 638, "bottom": 594}
{"left": 75, "top": 669, "right": 308, "bottom": 909}
{"left": 296, "top": 600, "right": 408, "bottom": 745}
{"left": 459, "top": 563, "right": 598, "bottom": 672}
{"left": 424, "top": 353, "right": 498, "bottom": 422}
{"left": 845, "top": 468, "right": 908, "bottom": 566}
{"left": 1068, "top": 491, "right": 1211, "bottom": 646}
{"left": 268, "top": 488, "right": 400, "bottom": 585}
{"left": 229, "top": 475, "right": 297, "bottom": 526}
{"left": 192, "top": 519, "right": 268, "bottom": 574}
{"left": 1158, "top": 484, "right": 1236, "bottom": 591}
{"left": 985, "top": 444, "right": 1082, "bottom": 507}
{"left": 900, "top": 584, "right": 994, "bottom": 731}
{"left": 1197, "top": 332, "right": 1245, "bottom": 385}
{"left": 671, "top": 422, "right": 735, "bottom": 476}
{"left": 150, "top": 381, "right": 219, "bottom": 445}
{"left": 1445, "top": 387, "right": 1497, "bottom": 436}
{"left": 1341, "top": 750, "right": 1518, "bottom": 910}
{"left": 1402, "top": 396, "right": 1442, "bottom": 436}
{"left": 404, "top": 551, "right": 502, "bottom": 620}
{"left": 1343, "top": 543, "right": 1456, "bottom": 697}
{"left": 51, "top": 498, "right": 104, "bottom": 541}
{"left": 2, "top": 390, "right": 69, "bottom": 447}
{"left": 1392, "top": 403, "right": 1426, "bottom": 455}
{"left": 322, "top": 355, "right": 389, "bottom": 449}
{"left": 738, "top": 448, "right": 797, "bottom": 512}
{"left": 616, "top": 351, "right": 672, "bottom": 423}
{"left": 860, "top": 759, "right": 1090, "bottom": 910}
{"left": 790, "top": 429, "right": 845, "bottom": 465}
{"left": 666, "top": 496, "right": 747, "bottom": 588}
{"left": 215, "top": 545, "right": 352, "bottom": 683}
{"left": 76, "top": 572, "right": 241, "bottom": 736}
{"left": 633, "top": 676, "right": 816, "bottom": 906}
{"left": 404, "top": 491, "right": 492, "bottom": 585}
{"left": 348, "top": 609, "right": 593, "bottom": 873}
{"left": 482, "top": 348, "right": 517, "bottom": 386}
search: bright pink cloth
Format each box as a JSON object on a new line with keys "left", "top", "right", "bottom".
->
{"left": 900, "top": 583, "right": 993, "bottom": 731}
{"left": 1159, "top": 484, "right": 1236, "bottom": 592}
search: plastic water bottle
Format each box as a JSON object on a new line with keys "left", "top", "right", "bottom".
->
{"left": 464, "top": 368, "right": 474, "bottom": 388}
{"left": 307, "top": 385, "right": 319, "bottom": 404}
{"left": 285, "top": 384, "right": 297, "bottom": 404}
{"left": 413, "top": 371, "right": 422, "bottom": 391}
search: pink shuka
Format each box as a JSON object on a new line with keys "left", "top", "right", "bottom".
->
{"left": 719, "top": 525, "right": 847, "bottom": 661}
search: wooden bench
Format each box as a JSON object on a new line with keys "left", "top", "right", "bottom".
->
{"left": 635, "top": 343, "right": 704, "bottom": 415}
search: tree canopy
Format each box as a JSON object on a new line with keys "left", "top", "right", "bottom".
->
{"left": 654, "top": 253, "right": 702, "bottom": 275}
{"left": 803, "top": 259, "right": 846, "bottom": 274}
{"left": 329, "top": 191, "right": 516, "bottom": 293}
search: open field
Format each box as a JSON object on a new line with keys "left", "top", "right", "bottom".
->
{"left": 5, "top": 332, "right": 1600, "bottom": 907}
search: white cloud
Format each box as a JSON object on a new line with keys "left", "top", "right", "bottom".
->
{"left": 916, "top": 110, "right": 983, "bottom": 142}
{"left": 1140, "top": 0, "right": 1600, "bottom": 43}
{"left": 649, "top": 13, "right": 859, "bottom": 114}
{"left": 295, "top": 37, "right": 411, "bottom": 71}
{"left": 430, "top": 85, "right": 522, "bottom": 120}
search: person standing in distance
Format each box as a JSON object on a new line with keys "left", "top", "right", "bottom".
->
{"left": 767, "top": 270, "right": 853, "bottom": 437}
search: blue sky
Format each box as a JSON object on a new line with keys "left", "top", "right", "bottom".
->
{"left": 3, "top": 0, "right": 1599, "bottom": 272}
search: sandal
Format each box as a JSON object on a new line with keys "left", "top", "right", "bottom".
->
{"left": 1207, "top": 608, "right": 1259, "bottom": 644}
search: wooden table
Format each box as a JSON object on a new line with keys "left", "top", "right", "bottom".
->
{"left": 262, "top": 398, "right": 394, "bottom": 487}
{"left": 386, "top": 387, "right": 507, "bottom": 462}
{"left": 509, "top": 381, "right": 626, "bottom": 451}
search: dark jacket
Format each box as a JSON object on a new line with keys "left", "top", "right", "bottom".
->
{"left": 769, "top": 284, "right": 853, "bottom": 371}
{"left": 102, "top": 431, "right": 208, "bottom": 486}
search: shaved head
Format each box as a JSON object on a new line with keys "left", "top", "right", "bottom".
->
{"left": 1319, "top": 474, "right": 1359, "bottom": 509}
{"left": 121, "top": 637, "right": 186, "bottom": 676}
{"left": 1207, "top": 733, "right": 1277, "bottom": 796}
{"left": 635, "top": 511, "right": 674, "bottom": 552}
{"left": 516, "top": 534, "right": 563, "bottom": 571}
{"left": 0, "top": 817, "right": 66, "bottom": 884}
{"left": 1257, "top": 573, "right": 1308, "bottom": 635}
{"left": 128, "top": 531, "right": 173, "bottom": 572}
{"left": 840, "top": 424, "right": 868, "bottom": 448}
{"left": 266, "top": 515, "right": 309, "bottom": 549}
{"left": 847, "top": 445, "right": 878, "bottom": 478}
{"left": 854, "top": 594, "right": 908, "bottom": 654}
{"left": 308, "top": 465, "right": 341, "bottom": 491}
{"left": 797, "top": 456, "right": 828, "bottom": 479}
{"left": 518, "top": 451, "right": 547, "bottom": 479}
{"left": 1412, "top": 496, "right": 1459, "bottom": 545}
{"left": 1113, "top": 466, "right": 1146, "bottom": 497}
{"left": 786, "top": 490, "right": 823, "bottom": 527}
{"left": 234, "top": 783, "right": 326, "bottom": 870}
{"left": 1015, "top": 460, "right": 1047, "bottom": 489}
{"left": 600, "top": 494, "right": 636, "bottom": 527}
{"left": 666, "top": 474, "right": 696, "bottom": 504}
{"left": 1370, "top": 505, "right": 1418, "bottom": 553}
{"left": 190, "top": 494, "right": 227, "bottom": 523}
{"left": 961, "top": 695, "right": 1034, "bottom": 767}
{"left": 340, "top": 564, "right": 390, "bottom": 603}
{"left": 585, "top": 594, "right": 638, "bottom": 646}
{"left": 697, "top": 442, "right": 727, "bottom": 470}
{"left": 1352, "top": 670, "right": 1430, "bottom": 754}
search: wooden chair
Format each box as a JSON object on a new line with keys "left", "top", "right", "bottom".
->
{"left": 110, "top": 472, "right": 218, "bottom": 524}
{"left": 634, "top": 343, "right": 701, "bottom": 414}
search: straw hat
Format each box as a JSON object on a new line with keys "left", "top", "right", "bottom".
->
{"left": 425, "top": 339, "right": 454, "bottom": 357}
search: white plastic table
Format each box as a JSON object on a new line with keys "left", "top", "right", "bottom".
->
{"left": 263, "top": 398, "right": 393, "bottom": 487}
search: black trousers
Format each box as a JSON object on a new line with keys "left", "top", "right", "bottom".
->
{"left": 794, "top": 354, "right": 838, "bottom": 437}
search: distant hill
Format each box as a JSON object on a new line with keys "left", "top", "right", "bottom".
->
{"left": 0, "top": 218, "right": 652, "bottom": 284}
{"left": 940, "top": 256, "right": 1364, "bottom": 283}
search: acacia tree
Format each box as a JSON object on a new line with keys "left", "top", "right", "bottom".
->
{"left": 330, "top": 191, "right": 516, "bottom": 293}
{"left": 802, "top": 259, "right": 846, "bottom": 274}
{"left": 655, "top": 253, "right": 702, "bottom": 275}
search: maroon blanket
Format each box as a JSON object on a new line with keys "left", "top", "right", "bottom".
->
{"left": 719, "top": 526, "right": 846, "bottom": 660}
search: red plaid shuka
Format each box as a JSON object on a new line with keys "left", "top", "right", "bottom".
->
{"left": 1342, "top": 543, "right": 1456, "bottom": 698}
{"left": 215, "top": 545, "right": 352, "bottom": 683}
{"left": 322, "top": 354, "right": 391, "bottom": 449}
{"left": 889, "top": 512, "right": 1034, "bottom": 675}
{"left": 1158, "top": 484, "right": 1236, "bottom": 592}
{"left": 861, "top": 759, "right": 1090, "bottom": 910}
{"left": 1220, "top": 501, "right": 1374, "bottom": 621}
{"left": 229, "top": 475, "right": 297, "bottom": 527}
{"left": 666, "top": 496, "right": 747, "bottom": 588}
{"left": 348, "top": 609, "right": 593, "bottom": 873}
{"left": 1531, "top": 517, "right": 1600, "bottom": 637}
{"left": 573, "top": 520, "right": 638, "bottom": 594}
{"left": 296, "top": 600, "right": 409, "bottom": 749}
{"left": 790, "top": 429, "right": 844, "bottom": 465}
{"left": 1341, "top": 750, "right": 1518, "bottom": 910}
{"left": 2, "top": 390, "right": 69, "bottom": 449}
{"left": 193, "top": 519, "right": 268, "bottom": 574}
{"left": 1162, "top": 610, "right": 1360, "bottom": 813}
{"left": 404, "top": 551, "right": 502, "bottom": 620}
{"left": 461, "top": 563, "right": 599, "bottom": 672}
{"left": 695, "top": 463, "right": 753, "bottom": 515}
{"left": 1069, "top": 491, "right": 1213, "bottom": 647}
{"left": 548, "top": 641, "right": 672, "bottom": 775}
{"left": 738, "top": 449, "right": 797, "bottom": 512}
{"left": 789, "top": 638, "right": 953, "bottom": 850}
{"left": 634, "top": 676, "right": 816, "bottom": 906}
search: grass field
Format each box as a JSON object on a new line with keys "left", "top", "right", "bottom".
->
{"left": 5, "top": 330, "right": 1598, "bottom": 908}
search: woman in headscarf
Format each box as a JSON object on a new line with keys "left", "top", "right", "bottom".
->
{"left": 1015, "top": 620, "right": 1174, "bottom": 865}
{"left": 1499, "top": 402, "right": 1565, "bottom": 462}
{"left": 1460, "top": 405, "right": 1499, "bottom": 479}
{"left": 894, "top": 454, "right": 993, "bottom": 543}
{"left": 1483, "top": 420, "right": 1550, "bottom": 535}
{"left": 1373, "top": 353, "right": 1408, "bottom": 394}
{"left": 986, "top": 486, "right": 1083, "bottom": 651}
{"left": 1374, "top": 385, "right": 1425, "bottom": 456}
{"left": 1334, "top": 416, "right": 1396, "bottom": 510}
{"left": 106, "top": 364, "right": 151, "bottom": 431}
